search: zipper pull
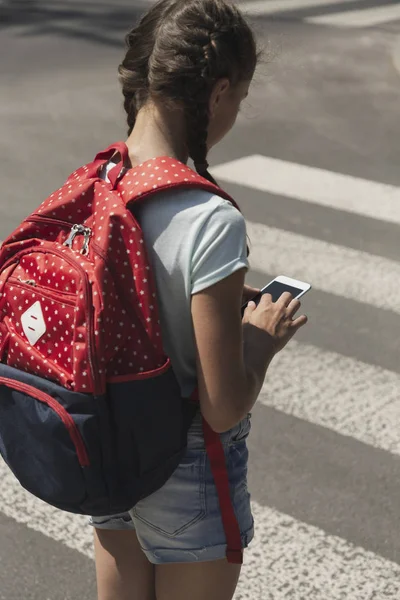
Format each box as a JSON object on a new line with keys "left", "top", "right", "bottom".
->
{"left": 81, "top": 227, "right": 91, "bottom": 256}
{"left": 64, "top": 224, "right": 80, "bottom": 249}
{"left": 18, "top": 277, "right": 37, "bottom": 286}
{"left": 63, "top": 224, "right": 92, "bottom": 255}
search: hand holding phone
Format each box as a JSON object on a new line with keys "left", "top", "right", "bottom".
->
{"left": 241, "top": 276, "right": 311, "bottom": 316}
{"left": 241, "top": 276, "right": 310, "bottom": 354}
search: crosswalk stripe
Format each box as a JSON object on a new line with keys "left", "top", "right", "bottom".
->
{"left": 235, "top": 502, "right": 400, "bottom": 599}
{"left": 241, "top": 0, "right": 357, "bottom": 16}
{"left": 0, "top": 457, "right": 94, "bottom": 559}
{"left": 2, "top": 457, "right": 400, "bottom": 600}
{"left": 246, "top": 219, "right": 400, "bottom": 314}
{"left": 212, "top": 155, "right": 400, "bottom": 225}
{"left": 306, "top": 4, "right": 400, "bottom": 27}
{"left": 259, "top": 340, "right": 400, "bottom": 455}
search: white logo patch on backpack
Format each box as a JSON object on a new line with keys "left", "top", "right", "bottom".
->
{"left": 21, "top": 301, "right": 46, "bottom": 346}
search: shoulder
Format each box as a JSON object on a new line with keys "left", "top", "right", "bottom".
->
{"left": 159, "top": 187, "right": 244, "bottom": 224}
{"left": 135, "top": 188, "right": 246, "bottom": 245}
{"left": 136, "top": 185, "right": 245, "bottom": 231}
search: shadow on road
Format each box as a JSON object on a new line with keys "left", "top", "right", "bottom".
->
{"left": 1, "top": 0, "right": 148, "bottom": 47}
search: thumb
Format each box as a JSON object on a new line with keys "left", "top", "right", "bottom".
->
{"left": 242, "top": 300, "right": 257, "bottom": 321}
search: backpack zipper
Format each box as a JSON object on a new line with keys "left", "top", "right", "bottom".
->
{"left": 28, "top": 215, "right": 72, "bottom": 227}
{"left": 45, "top": 247, "right": 100, "bottom": 395}
{"left": 27, "top": 216, "right": 91, "bottom": 256}
{"left": 9, "top": 277, "right": 76, "bottom": 304}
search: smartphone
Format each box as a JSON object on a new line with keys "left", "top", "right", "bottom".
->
{"left": 241, "top": 275, "right": 311, "bottom": 316}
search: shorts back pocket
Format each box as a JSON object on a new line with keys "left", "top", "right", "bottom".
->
{"left": 131, "top": 450, "right": 206, "bottom": 538}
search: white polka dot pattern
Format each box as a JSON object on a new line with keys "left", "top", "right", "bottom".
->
{"left": 0, "top": 144, "right": 241, "bottom": 395}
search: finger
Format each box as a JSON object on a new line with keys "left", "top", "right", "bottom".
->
{"left": 259, "top": 293, "right": 273, "bottom": 305}
{"left": 286, "top": 298, "right": 301, "bottom": 318}
{"left": 243, "top": 300, "right": 257, "bottom": 316}
{"left": 291, "top": 314, "right": 308, "bottom": 328}
{"left": 276, "top": 291, "right": 293, "bottom": 308}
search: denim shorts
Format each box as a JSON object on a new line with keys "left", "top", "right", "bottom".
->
{"left": 89, "top": 411, "right": 254, "bottom": 564}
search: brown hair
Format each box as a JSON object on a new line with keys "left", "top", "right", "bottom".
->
{"left": 118, "top": 0, "right": 259, "bottom": 185}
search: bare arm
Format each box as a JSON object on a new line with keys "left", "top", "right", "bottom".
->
{"left": 191, "top": 269, "right": 274, "bottom": 432}
{"left": 192, "top": 270, "right": 308, "bottom": 433}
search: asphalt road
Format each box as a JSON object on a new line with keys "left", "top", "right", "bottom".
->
{"left": 1, "top": 1, "right": 400, "bottom": 599}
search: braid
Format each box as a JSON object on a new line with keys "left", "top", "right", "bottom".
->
{"left": 186, "top": 101, "right": 218, "bottom": 186}
{"left": 179, "top": 26, "right": 218, "bottom": 182}
{"left": 185, "top": 101, "right": 209, "bottom": 174}
{"left": 122, "top": 91, "right": 138, "bottom": 136}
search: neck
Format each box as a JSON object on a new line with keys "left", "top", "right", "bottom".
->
{"left": 125, "top": 100, "right": 189, "bottom": 168}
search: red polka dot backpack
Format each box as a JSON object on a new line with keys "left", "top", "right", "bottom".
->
{"left": 0, "top": 142, "right": 244, "bottom": 564}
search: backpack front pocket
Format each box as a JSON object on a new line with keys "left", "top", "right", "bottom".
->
{"left": 5, "top": 279, "right": 76, "bottom": 386}
{"left": 0, "top": 246, "right": 101, "bottom": 395}
{"left": 0, "top": 375, "right": 89, "bottom": 507}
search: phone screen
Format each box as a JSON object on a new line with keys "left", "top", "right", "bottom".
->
{"left": 255, "top": 281, "right": 304, "bottom": 304}
{"left": 241, "top": 281, "right": 304, "bottom": 316}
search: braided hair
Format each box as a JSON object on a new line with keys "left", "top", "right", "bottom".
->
{"left": 118, "top": 0, "right": 259, "bottom": 252}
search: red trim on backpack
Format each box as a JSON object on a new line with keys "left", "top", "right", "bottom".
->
{"left": 190, "top": 388, "right": 244, "bottom": 565}
{"left": 0, "top": 376, "right": 90, "bottom": 467}
{"left": 107, "top": 359, "right": 171, "bottom": 383}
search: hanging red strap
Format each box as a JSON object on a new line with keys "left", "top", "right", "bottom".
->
{"left": 190, "top": 389, "right": 243, "bottom": 564}
{"left": 202, "top": 417, "right": 244, "bottom": 564}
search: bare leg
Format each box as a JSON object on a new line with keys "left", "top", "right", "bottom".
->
{"left": 93, "top": 528, "right": 156, "bottom": 600}
{"left": 155, "top": 559, "right": 241, "bottom": 600}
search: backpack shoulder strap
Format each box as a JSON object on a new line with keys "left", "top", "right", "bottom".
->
{"left": 116, "top": 154, "right": 241, "bottom": 213}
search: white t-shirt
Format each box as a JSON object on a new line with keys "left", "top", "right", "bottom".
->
{"left": 102, "top": 164, "right": 249, "bottom": 398}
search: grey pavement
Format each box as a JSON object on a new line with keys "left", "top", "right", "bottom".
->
{"left": 1, "top": 1, "right": 400, "bottom": 599}
{"left": 393, "top": 34, "right": 400, "bottom": 75}
{"left": 0, "top": 513, "right": 95, "bottom": 600}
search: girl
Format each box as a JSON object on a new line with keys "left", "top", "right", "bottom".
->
{"left": 89, "top": 1, "right": 308, "bottom": 599}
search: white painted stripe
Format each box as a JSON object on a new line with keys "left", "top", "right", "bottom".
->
{"left": 235, "top": 502, "right": 400, "bottom": 599}
{"left": 259, "top": 340, "right": 400, "bottom": 455}
{"left": 307, "top": 4, "right": 400, "bottom": 27}
{"left": 246, "top": 220, "right": 400, "bottom": 314}
{"left": 0, "top": 458, "right": 95, "bottom": 558}
{"left": 241, "top": 0, "right": 357, "bottom": 16}
{"left": 1, "top": 464, "right": 400, "bottom": 599}
{"left": 211, "top": 155, "right": 400, "bottom": 225}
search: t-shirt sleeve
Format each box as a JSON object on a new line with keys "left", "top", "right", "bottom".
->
{"left": 191, "top": 199, "right": 249, "bottom": 295}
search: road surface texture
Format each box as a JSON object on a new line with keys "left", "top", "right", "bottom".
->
{"left": 1, "top": 1, "right": 400, "bottom": 598}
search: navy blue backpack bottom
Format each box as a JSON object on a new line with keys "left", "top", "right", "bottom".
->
{"left": 0, "top": 363, "right": 198, "bottom": 516}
